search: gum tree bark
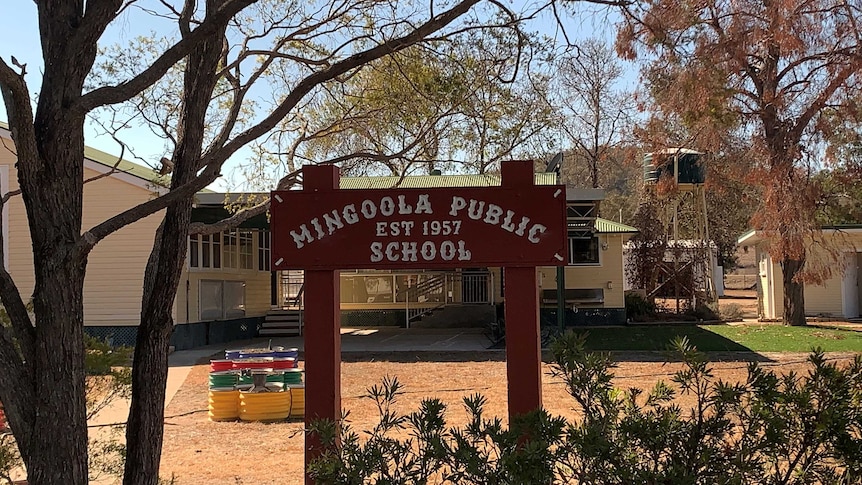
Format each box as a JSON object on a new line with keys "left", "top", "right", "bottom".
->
{"left": 122, "top": 2, "right": 229, "bottom": 483}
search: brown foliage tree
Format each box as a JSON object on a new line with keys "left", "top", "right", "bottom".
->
{"left": 617, "top": 0, "right": 862, "bottom": 325}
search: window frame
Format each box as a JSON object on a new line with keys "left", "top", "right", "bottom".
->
{"left": 239, "top": 230, "right": 254, "bottom": 270}
{"left": 223, "top": 230, "right": 238, "bottom": 269}
{"left": 568, "top": 231, "right": 601, "bottom": 266}
{"left": 188, "top": 233, "right": 222, "bottom": 269}
{"left": 258, "top": 230, "right": 271, "bottom": 272}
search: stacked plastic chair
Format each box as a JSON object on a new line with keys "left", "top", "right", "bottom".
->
{"left": 207, "top": 346, "right": 304, "bottom": 422}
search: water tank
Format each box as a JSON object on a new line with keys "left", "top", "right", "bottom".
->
{"left": 644, "top": 149, "right": 706, "bottom": 185}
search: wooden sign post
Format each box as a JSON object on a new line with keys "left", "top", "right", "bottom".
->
{"left": 270, "top": 161, "right": 567, "bottom": 482}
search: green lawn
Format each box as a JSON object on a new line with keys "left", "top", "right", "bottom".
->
{"left": 577, "top": 324, "right": 862, "bottom": 353}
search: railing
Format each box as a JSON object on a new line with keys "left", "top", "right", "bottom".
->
{"left": 283, "top": 270, "right": 494, "bottom": 329}
{"left": 396, "top": 270, "right": 494, "bottom": 328}
{"left": 282, "top": 270, "right": 304, "bottom": 308}
{"left": 281, "top": 271, "right": 305, "bottom": 334}
{"left": 401, "top": 273, "right": 449, "bottom": 327}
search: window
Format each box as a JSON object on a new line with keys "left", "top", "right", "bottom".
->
{"left": 568, "top": 231, "right": 600, "bottom": 265}
{"left": 189, "top": 233, "right": 221, "bottom": 269}
{"left": 223, "top": 231, "right": 238, "bottom": 268}
{"left": 223, "top": 230, "right": 254, "bottom": 270}
{"left": 189, "top": 234, "right": 199, "bottom": 267}
{"left": 199, "top": 280, "right": 245, "bottom": 320}
{"left": 258, "top": 231, "right": 271, "bottom": 271}
{"left": 239, "top": 231, "right": 253, "bottom": 270}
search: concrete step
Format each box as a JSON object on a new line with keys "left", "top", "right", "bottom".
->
{"left": 261, "top": 309, "right": 302, "bottom": 336}
{"left": 259, "top": 327, "right": 301, "bottom": 336}
{"left": 262, "top": 317, "right": 300, "bottom": 323}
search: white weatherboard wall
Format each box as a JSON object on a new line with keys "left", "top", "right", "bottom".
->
{"left": 1, "top": 137, "right": 166, "bottom": 327}
{"left": 749, "top": 230, "right": 862, "bottom": 320}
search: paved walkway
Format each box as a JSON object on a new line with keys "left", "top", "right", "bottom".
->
{"left": 218, "top": 326, "right": 495, "bottom": 355}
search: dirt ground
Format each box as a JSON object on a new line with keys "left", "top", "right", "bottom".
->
{"left": 159, "top": 351, "right": 858, "bottom": 484}
{"left": 718, "top": 289, "right": 759, "bottom": 317}
{"left": 653, "top": 288, "right": 759, "bottom": 318}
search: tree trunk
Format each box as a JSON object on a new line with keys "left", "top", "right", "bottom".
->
{"left": 14, "top": 122, "right": 90, "bottom": 483}
{"left": 24, "top": 264, "right": 89, "bottom": 485}
{"left": 123, "top": 4, "right": 227, "bottom": 482}
{"left": 781, "top": 258, "right": 806, "bottom": 326}
{"left": 122, "top": 201, "right": 193, "bottom": 485}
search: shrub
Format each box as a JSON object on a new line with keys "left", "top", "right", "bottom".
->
{"left": 84, "top": 334, "right": 133, "bottom": 376}
{"left": 719, "top": 303, "right": 744, "bottom": 322}
{"left": 310, "top": 332, "right": 862, "bottom": 484}
{"left": 624, "top": 292, "right": 657, "bottom": 321}
{"left": 1, "top": 336, "right": 132, "bottom": 483}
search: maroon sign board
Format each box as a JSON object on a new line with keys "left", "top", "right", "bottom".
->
{"left": 271, "top": 186, "right": 568, "bottom": 269}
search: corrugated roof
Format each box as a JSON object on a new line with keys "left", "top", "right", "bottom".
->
{"left": 738, "top": 224, "right": 862, "bottom": 246}
{"left": 339, "top": 172, "right": 557, "bottom": 189}
{"left": 2, "top": 120, "right": 157, "bottom": 183}
{"left": 82, "top": 144, "right": 161, "bottom": 184}
{"left": 594, "top": 218, "right": 638, "bottom": 234}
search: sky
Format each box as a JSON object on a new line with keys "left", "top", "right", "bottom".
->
{"left": 0, "top": 1, "right": 630, "bottom": 191}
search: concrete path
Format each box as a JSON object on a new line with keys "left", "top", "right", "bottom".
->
{"left": 217, "top": 326, "right": 496, "bottom": 355}
{"left": 89, "top": 347, "right": 217, "bottom": 428}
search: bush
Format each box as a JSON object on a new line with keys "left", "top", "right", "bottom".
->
{"left": 309, "top": 332, "right": 862, "bottom": 484}
{"left": 1, "top": 336, "right": 132, "bottom": 483}
{"left": 686, "top": 301, "right": 720, "bottom": 321}
{"left": 720, "top": 302, "right": 744, "bottom": 321}
{"left": 84, "top": 334, "right": 133, "bottom": 376}
{"left": 624, "top": 292, "right": 657, "bottom": 321}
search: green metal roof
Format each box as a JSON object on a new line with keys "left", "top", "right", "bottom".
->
{"left": 339, "top": 172, "right": 557, "bottom": 189}
{"left": 2, "top": 120, "right": 158, "bottom": 183}
{"left": 82, "top": 144, "right": 162, "bottom": 184}
{"left": 594, "top": 218, "right": 638, "bottom": 234}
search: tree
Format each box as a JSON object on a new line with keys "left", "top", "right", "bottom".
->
{"left": 617, "top": 0, "right": 862, "bottom": 325}
{"left": 255, "top": 33, "right": 557, "bottom": 180}
{"left": 553, "top": 38, "right": 633, "bottom": 188}
{"left": 814, "top": 167, "right": 862, "bottom": 225}
{"left": 0, "top": 0, "right": 591, "bottom": 483}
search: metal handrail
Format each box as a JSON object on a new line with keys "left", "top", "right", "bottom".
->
{"left": 404, "top": 273, "right": 448, "bottom": 328}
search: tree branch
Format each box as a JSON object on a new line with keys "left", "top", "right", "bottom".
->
{"left": 792, "top": 61, "right": 861, "bottom": 142}
{"left": 0, "top": 57, "right": 40, "bottom": 174}
{"left": 0, "top": 263, "right": 34, "bottom": 359}
{"left": 188, "top": 199, "right": 269, "bottom": 236}
{"left": 187, "top": 169, "right": 302, "bottom": 235}
{"left": 75, "top": 0, "right": 257, "bottom": 113}
{"left": 77, "top": 0, "right": 485, "bottom": 252}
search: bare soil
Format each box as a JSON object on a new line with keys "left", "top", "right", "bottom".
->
{"left": 159, "top": 351, "right": 858, "bottom": 484}
{"left": 718, "top": 289, "right": 759, "bottom": 318}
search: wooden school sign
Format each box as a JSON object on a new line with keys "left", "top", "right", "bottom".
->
{"left": 270, "top": 161, "right": 567, "bottom": 483}
{"left": 271, "top": 188, "right": 567, "bottom": 270}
